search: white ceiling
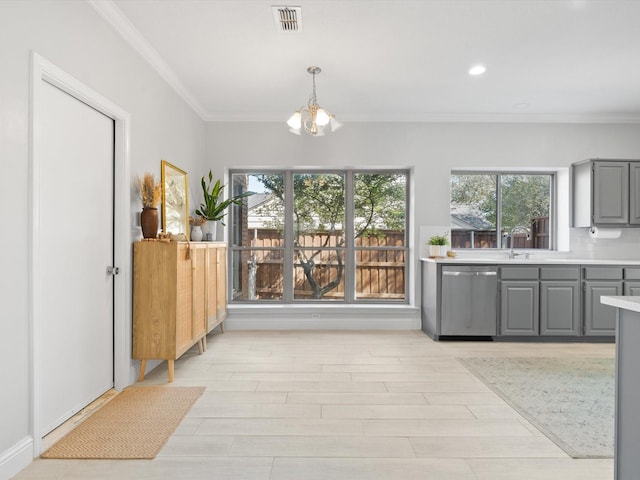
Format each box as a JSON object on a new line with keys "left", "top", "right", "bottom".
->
{"left": 94, "top": 0, "right": 640, "bottom": 123}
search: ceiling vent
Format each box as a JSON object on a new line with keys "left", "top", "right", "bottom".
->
{"left": 272, "top": 6, "right": 302, "bottom": 33}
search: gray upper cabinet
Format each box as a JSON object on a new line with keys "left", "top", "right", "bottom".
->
{"left": 593, "top": 162, "right": 629, "bottom": 224}
{"left": 630, "top": 163, "right": 640, "bottom": 224}
{"left": 572, "top": 159, "right": 640, "bottom": 228}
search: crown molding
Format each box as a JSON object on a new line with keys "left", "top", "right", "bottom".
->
{"left": 88, "top": 0, "right": 208, "bottom": 120}
{"left": 205, "top": 112, "right": 640, "bottom": 124}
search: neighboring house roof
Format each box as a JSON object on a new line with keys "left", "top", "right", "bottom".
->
{"left": 450, "top": 204, "right": 493, "bottom": 230}
{"left": 247, "top": 192, "right": 273, "bottom": 210}
{"left": 247, "top": 193, "right": 282, "bottom": 229}
{"left": 451, "top": 213, "right": 493, "bottom": 230}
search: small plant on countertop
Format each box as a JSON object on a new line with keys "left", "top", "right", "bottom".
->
{"left": 428, "top": 232, "right": 449, "bottom": 246}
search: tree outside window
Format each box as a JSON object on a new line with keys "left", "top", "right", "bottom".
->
{"left": 450, "top": 172, "right": 552, "bottom": 250}
{"left": 230, "top": 170, "right": 408, "bottom": 302}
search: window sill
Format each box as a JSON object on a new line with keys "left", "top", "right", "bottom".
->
{"left": 225, "top": 304, "right": 420, "bottom": 330}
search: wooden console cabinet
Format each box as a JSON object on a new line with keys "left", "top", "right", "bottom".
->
{"left": 133, "top": 241, "right": 227, "bottom": 382}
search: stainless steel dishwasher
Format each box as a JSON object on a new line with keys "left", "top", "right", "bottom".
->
{"left": 441, "top": 265, "right": 497, "bottom": 336}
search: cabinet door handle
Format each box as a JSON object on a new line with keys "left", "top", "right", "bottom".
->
{"left": 442, "top": 271, "right": 497, "bottom": 277}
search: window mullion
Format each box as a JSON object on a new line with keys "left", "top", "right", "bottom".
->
{"left": 496, "top": 174, "right": 503, "bottom": 249}
{"left": 283, "top": 170, "right": 294, "bottom": 302}
{"left": 344, "top": 171, "right": 355, "bottom": 303}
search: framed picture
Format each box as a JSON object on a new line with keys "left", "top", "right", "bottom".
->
{"left": 161, "top": 160, "right": 189, "bottom": 239}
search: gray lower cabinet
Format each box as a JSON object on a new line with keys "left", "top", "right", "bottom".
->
{"left": 625, "top": 282, "right": 640, "bottom": 296}
{"left": 540, "top": 281, "right": 580, "bottom": 336}
{"left": 625, "top": 268, "right": 640, "bottom": 296}
{"left": 539, "top": 266, "right": 581, "bottom": 336}
{"left": 500, "top": 266, "right": 580, "bottom": 337}
{"left": 584, "top": 281, "right": 622, "bottom": 336}
{"left": 500, "top": 281, "right": 539, "bottom": 335}
{"left": 425, "top": 261, "right": 634, "bottom": 341}
{"left": 583, "top": 266, "right": 624, "bottom": 337}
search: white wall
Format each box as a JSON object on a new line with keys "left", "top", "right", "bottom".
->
{"left": 206, "top": 121, "right": 640, "bottom": 303}
{"left": 0, "top": 1, "right": 206, "bottom": 476}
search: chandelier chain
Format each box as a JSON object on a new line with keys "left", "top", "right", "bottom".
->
{"left": 309, "top": 70, "right": 318, "bottom": 107}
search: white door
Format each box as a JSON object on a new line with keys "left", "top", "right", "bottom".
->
{"left": 38, "top": 80, "right": 115, "bottom": 436}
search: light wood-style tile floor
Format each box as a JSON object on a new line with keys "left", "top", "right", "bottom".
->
{"left": 15, "top": 330, "right": 615, "bottom": 480}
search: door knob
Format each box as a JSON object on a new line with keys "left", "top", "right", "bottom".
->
{"left": 106, "top": 266, "right": 120, "bottom": 276}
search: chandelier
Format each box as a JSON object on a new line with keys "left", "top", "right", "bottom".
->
{"left": 287, "top": 66, "right": 343, "bottom": 136}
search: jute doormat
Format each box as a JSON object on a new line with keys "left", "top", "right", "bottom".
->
{"left": 41, "top": 386, "right": 205, "bottom": 459}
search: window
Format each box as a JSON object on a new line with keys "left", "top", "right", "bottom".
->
{"left": 229, "top": 170, "right": 409, "bottom": 303}
{"left": 450, "top": 172, "right": 554, "bottom": 250}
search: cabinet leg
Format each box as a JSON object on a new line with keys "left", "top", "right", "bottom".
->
{"left": 138, "top": 359, "right": 147, "bottom": 382}
{"left": 197, "top": 338, "right": 204, "bottom": 354}
{"left": 168, "top": 360, "right": 174, "bottom": 383}
{"left": 220, "top": 321, "right": 225, "bottom": 334}
{"left": 202, "top": 336, "right": 207, "bottom": 352}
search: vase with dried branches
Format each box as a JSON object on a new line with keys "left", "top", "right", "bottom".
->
{"left": 138, "top": 172, "right": 161, "bottom": 239}
{"left": 189, "top": 215, "right": 206, "bottom": 241}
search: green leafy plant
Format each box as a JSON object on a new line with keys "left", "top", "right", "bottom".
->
{"left": 195, "top": 170, "right": 253, "bottom": 225}
{"left": 428, "top": 233, "right": 449, "bottom": 246}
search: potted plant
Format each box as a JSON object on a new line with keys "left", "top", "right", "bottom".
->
{"left": 427, "top": 232, "right": 449, "bottom": 258}
{"left": 138, "top": 172, "right": 161, "bottom": 239}
{"left": 195, "top": 170, "right": 253, "bottom": 240}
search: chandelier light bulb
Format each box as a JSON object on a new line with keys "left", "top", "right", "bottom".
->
{"left": 330, "top": 115, "right": 343, "bottom": 132}
{"left": 315, "top": 108, "right": 330, "bottom": 126}
{"left": 287, "top": 110, "right": 302, "bottom": 129}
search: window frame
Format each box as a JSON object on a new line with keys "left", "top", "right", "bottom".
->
{"left": 229, "top": 168, "right": 410, "bottom": 304}
{"left": 451, "top": 170, "right": 557, "bottom": 250}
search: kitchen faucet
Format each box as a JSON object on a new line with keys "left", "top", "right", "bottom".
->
{"left": 508, "top": 225, "right": 530, "bottom": 259}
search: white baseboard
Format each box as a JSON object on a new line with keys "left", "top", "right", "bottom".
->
{"left": 0, "top": 437, "right": 33, "bottom": 480}
{"left": 225, "top": 305, "right": 421, "bottom": 330}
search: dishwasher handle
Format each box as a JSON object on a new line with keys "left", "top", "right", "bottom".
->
{"left": 442, "top": 271, "right": 497, "bottom": 277}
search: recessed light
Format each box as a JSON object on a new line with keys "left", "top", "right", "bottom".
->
{"left": 514, "top": 102, "right": 530, "bottom": 109}
{"left": 469, "top": 65, "right": 486, "bottom": 76}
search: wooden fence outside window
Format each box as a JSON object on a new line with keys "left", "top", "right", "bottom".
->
{"left": 241, "top": 229, "right": 405, "bottom": 300}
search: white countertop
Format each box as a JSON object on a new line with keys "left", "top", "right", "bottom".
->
{"left": 421, "top": 257, "right": 640, "bottom": 265}
{"left": 601, "top": 296, "right": 640, "bottom": 313}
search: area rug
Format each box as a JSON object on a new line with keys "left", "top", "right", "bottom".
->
{"left": 459, "top": 357, "right": 614, "bottom": 458}
{"left": 41, "top": 386, "right": 205, "bottom": 459}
